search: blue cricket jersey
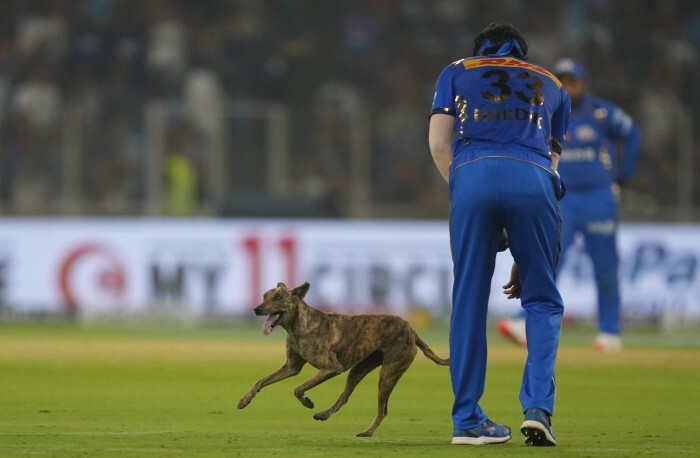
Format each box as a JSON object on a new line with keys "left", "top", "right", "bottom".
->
{"left": 431, "top": 57, "right": 570, "bottom": 170}
{"left": 557, "top": 92, "right": 641, "bottom": 190}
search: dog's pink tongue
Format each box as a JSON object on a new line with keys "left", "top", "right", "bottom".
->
{"left": 263, "top": 315, "right": 274, "bottom": 335}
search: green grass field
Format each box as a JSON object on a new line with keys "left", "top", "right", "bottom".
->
{"left": 0, "top": 321, "right": 698, "bottom": 457}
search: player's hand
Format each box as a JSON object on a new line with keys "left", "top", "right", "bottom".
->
{"left": 502, "top": 262, "right": 522, "bottom": 299}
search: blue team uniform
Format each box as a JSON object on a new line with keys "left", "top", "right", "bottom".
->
{"left": 431, "top": 56, "right": 570, "bottom": 429}
{"left": 557, "top": 92, "right": 640, "bottom": 335}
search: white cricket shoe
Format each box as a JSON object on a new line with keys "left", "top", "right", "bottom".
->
{"left": 496, "top": 318, "right": 527, "bottom": 348}
{"left": 593, "top": 333, "right": 623, "bottom": 352}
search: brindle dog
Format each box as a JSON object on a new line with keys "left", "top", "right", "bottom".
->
{"left": 237, "top": 282, "right": 449, "bottom": 437}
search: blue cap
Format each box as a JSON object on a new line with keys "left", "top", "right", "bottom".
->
{"left": 554, "top": 58, "right": 586, "bottom": 79}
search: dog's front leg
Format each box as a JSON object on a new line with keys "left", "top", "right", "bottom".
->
{"left": 237, "top": 358, "right": 305, "bottom": 409}
{"left": 293, "top": 357, "right": 344, "bottom": 409}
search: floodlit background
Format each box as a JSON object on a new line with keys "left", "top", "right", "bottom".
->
{"left": 0, "top": 0, "right": 698, "bottom": 325}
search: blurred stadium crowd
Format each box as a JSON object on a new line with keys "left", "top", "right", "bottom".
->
{"left": 0, "top": 0, "right": 698, "bottom": 219}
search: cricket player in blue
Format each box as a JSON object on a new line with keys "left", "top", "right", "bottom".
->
{"left": 428, "top": 23, "right": 570, "bottom": 446}
{"left": 498, "top": 58, "right": 641, "bottom": 352}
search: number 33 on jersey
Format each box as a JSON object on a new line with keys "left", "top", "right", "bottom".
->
{"left": 431, "top": 57, "right": 570, "bottom": 162}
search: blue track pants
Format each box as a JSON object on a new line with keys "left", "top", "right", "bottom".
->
{"left": 449, "top": 157, "right": 564, "bottom": 429}
{"left": 559, "top": 185, "right": 620, "bottom": 334}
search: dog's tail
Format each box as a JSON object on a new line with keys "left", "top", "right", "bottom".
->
{"left": 413, "top": 331, "right": 449, "bottom": 366}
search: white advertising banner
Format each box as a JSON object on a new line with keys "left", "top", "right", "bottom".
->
{"left": 0, "top": 219, "right": 698, "bottom": 320}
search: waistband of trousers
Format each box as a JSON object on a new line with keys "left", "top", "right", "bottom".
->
{"left": 450, "top": 148, "right": 556, "bottom": 178}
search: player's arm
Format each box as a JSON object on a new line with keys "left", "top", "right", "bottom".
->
{"left": 428, "top": 64, "right": 458, "bottom": 183}
{"left": 429, "top": 114, "right": 454, "bottom": 183}
{"left": 550, "top": 146, "right": 561, "bottom": 172}
{"left": 549, "top": 89, "right": 571, "bottom": 173}
{"left": 608, "top": 105, "right": 641, "bottom": 184}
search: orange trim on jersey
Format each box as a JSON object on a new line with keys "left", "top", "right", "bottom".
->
{"left": 464, "top": 58, "right": 562, "bottom": 88}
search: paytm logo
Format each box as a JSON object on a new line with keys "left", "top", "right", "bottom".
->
{"left": 625, "top": 242, "right": 698, "bottom": 285}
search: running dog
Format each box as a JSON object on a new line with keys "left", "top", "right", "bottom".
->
{"left": 237, "top": 282, "right": 449, "bottom": 437}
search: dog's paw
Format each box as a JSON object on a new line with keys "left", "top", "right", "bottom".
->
{"left": 313, "top": 411, "right": 330, "bottom": 421}
{"left": 299, "top": 397, "right": 314, "bottom": 409}
{"left": 356, "top": 431, "right": 373, "bottom": 437}
{"left": 237, "top": 396, "right": 252, "bottom": 409}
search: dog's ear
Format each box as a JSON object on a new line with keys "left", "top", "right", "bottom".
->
{"left": 277, "top": 282, "right": 287, "bottom": 289}
{"left": 291, "top": 282, "right": 310, "bottom": 299}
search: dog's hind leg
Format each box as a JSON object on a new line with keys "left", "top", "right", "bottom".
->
{"left": 314, "top": 351, "right": 383, "bottom": 421}
{"left": 356, "top": 351, "right": 416, "bottom": 437}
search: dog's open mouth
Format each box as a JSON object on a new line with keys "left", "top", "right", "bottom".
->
{"left": 263, "top": 312, "right": 283, "bottom": 336}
